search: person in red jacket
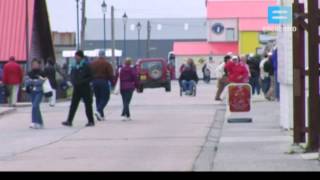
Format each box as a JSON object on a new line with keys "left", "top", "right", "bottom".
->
{"left": 3, "top": 56, "right": 24, "bottom": 107}
{"left": 226, "top": 56, "right": 249, "bottom": 83}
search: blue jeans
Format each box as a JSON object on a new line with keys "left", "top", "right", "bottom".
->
{"left": 261, "top": 77, "right": 271, "bottom": 95}
{"left": 30, "top": 91, "right": 43, "bottom": 125}
{"left": 181, "top": 80, "right": 196, "bottom": 92}
{"left": 92, "top": 79, "right": 110, "bottom": 118}
{"left": 249, "top": 76, "right": 261, "bottom": 95}
{"left": 121, "top": 90, "right": 134, "bottom": 118}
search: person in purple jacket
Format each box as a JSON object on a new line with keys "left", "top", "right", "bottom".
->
{"left": 119, "top": 58, "right": 138, "bottom": 121}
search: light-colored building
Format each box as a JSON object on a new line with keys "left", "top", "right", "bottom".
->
{"left": 173, "top": 0, "right": 277, "bottom": 79}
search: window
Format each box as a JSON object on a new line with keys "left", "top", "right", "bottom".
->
{"left": 184, "top": 23, "right": 189, "bottom": 31}
{"left": 130, "top": 24, "right": 136, "bottom": 31}
{"left": 157, "top": 24, "right": 162, "bottom": 31}
{"left": 226, "top": 28, "right": 235, "bottom": 41}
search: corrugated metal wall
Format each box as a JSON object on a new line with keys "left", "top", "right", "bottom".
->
{"left": 0, "top": 0, "right": 35, "bottom": 62}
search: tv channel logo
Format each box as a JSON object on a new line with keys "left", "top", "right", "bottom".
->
{"left": 268, "top": 6, "right": 292, "bottom": 25}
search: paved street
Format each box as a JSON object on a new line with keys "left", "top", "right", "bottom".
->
{"left": 0, "top": 81, "right": 223, "bottom": 171}
{"left": 0, "top": 81, "right": 318, "bottom": 171}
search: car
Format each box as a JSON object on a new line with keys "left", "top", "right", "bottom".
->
{"left": 136, "top": 58, "right": 171, "bottom": 93}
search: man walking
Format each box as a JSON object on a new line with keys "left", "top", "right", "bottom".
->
{"left": 215, "top": 55, "right": 231, "bottom": 101}
{"left": 62, "top": 51, "right": 95, "bottom": 127}
{"left": 247, "top": 54, "right": 261, "bottom": 96}
{"left": 90, "top": 50, "right": 114, "bottom": 121}
{"left": 3, "top": 56, "right": 24, "bottom": 107}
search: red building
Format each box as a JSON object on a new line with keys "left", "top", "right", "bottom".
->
{"left": 0, "top": 0, "right": 54, "bottom": 66}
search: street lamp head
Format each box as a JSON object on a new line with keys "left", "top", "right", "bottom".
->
{"left": 123, "top": 13, "right": 128, "bottom": 25}
{"left": 136, "top": 22, "right": 142, "bottom": 31}
{"left": 101, "top": 1, "right": 107, "bottom": 13}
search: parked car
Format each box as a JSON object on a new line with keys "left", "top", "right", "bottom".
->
{"left": 136, "top": 58, "right": 171, "bottom": 93}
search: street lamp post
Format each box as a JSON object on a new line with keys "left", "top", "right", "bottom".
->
{"left": 101, "top": 0, "right": 107, "bottom": 51}
{"left": 122, "top": 13, "right": 128, "bottom": 58}
{"left": 76, "top": 0, "right": 80, "bottom": 50}
{"left": 136, "top": 22, "right": 142, "bottom": 58}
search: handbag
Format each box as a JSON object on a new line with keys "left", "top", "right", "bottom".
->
{"left": 113, "top": 69, "right": 121, "bottom": 95}
{"left": 43, "top": 79, "right": 53, "bottom": 98}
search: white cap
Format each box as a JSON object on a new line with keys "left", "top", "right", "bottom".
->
{"left": 232, "top": 56, "right": 238, "bottom": 60}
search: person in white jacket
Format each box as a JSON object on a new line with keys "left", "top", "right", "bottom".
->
{"left": 215, "top": 55, "right": 231, "bottom": 101}
{"left": 260, "top": 53, "right": 272, "bottom": 96}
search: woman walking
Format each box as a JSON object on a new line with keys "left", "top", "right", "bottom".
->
{"left": 119, "top": 58, "right": 138, "bottom": 121}
{"left": 25, "top": 59, "right": 46, "bottom": 129}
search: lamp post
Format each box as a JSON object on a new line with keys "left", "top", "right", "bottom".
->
{"left": 122, "top": 13, "right": 128, "bottom": 58}
{"left": 136, "top": 22, "right": 142, "bottom": 58}
{"left": 101, "top": 0, "right": 107, "bottom": 50}
{"left": 76, "top": 0, "right": 80, "bottom": 50}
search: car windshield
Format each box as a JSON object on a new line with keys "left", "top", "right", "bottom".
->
{"left": 141, "top": 61, "right": 163, "bottom": 70}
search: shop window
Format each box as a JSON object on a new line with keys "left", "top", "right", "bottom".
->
{"left": 226, "top": 28, "right": 235, "bottom": 41}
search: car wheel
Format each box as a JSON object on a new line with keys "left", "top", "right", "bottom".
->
{"left": 165, "top": 83, "right": 171, "bottom": 92}
{"left": 137, "top": 86, "right": 144, "bottom": 93}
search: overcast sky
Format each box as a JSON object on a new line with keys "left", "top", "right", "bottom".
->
{"left": 46, "top": 0, "right": 207, "bottom": 32}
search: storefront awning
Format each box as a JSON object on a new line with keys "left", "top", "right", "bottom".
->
{"left": 173, "top": 42, "right": 239, "bottom": 56}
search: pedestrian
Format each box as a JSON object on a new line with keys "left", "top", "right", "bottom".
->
{"left": 90, "top": 50, "right": 114, "bottom": 121}
{"left": 247, "top": 54, "right": 261, "bottom": 96}
{"left": 62, "top": 50, "right": 95, "bottom": 127}
{"left": 119, "top": 58, "right": 138, "bottom": 121}
{"left": 202, "top": 58, "right": 214, "bottom": 84}
{"left": 264, "top": 54, "right": 276, "bottom": 101}
{"left": 3, "top": 56, "right": 24, "bottom": 107}
{"left": 260, "top": 54, "right": 272, "bottom": 96}
{"left": 225, "top": 56, "right": 249, "bottom": 83}
{"left": 179, "top": 59, "right": 199, "bottom": 96}
{"left": 215, "top": 55, "right": 231, "bottom": 101}
{"left": 25, "top": 59, "right": 46, "bottom": 129}
{"left": 44, "top": 57, "right": 58, "bottom": 107}
{"left": 0, "top": 64, "right": 6, "bottom": 104}
{"left": 239, "top": 55, "right": 251, "bottom": 83}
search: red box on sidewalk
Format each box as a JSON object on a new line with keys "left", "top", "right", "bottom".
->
{"left": 228, "top": 84, "right": 251, "bottom": 113}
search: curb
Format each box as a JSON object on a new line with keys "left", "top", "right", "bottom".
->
{"left": 192, "top": 109, "right": 226, "bottom": 171}
{"left": 0, "top": 108, "right": 17, "bottom": 117}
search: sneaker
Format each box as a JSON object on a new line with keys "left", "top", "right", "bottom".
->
{"left": 95, "top": 112, "right": 102, "bottom": 121}
{"left": 127, "top": 117, "right": 132, "bottom": 121}
{"left": 29, "top": 123, "right": 36, "bottom": 129}
{"left": 30, "top": 123, "right": 43, "bottom": 129}
{"left": 85, "top": 122, "right": 95, "bottom": 127}
{"left": 38, "top": 124, "right": 45, "bottom": 129}
{"left": 62, "top": 121, "right": 72, "bottom": 127}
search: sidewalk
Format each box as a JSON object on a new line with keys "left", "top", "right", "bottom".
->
{"left": 0, "top": 107, "right": 16, "bottom": 117}
{"left": 213, "top": 101, "right": 320, "bottom": 171}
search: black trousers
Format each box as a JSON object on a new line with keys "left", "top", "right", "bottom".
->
{"left": 121, "top": 90, "right": 134, "bottom": 118}
{"left": 67, "top": 85, "right": 94, "bottom": 124}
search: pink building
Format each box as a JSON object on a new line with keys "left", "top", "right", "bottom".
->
{"left": 173, "top": 0, "right": 276, "bottom": 78}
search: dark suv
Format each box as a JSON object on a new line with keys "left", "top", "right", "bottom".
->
{"left": 136, "top": 58, "right": 171, "bottom": 93}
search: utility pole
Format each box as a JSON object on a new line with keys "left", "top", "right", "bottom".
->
{"left": 292, "top": 0, "right": 306, "bottom": 144}
{"left": 306, "top": 0, "right": 320, "bottom": 152}
{"left": 146, "top": 20, "right": 151, "bottom": 58}
{"left": 292, "top": 0, "right": 320, "bottom": 152}
{"left": 111, "top": 6, "right": 116, "bottom": 71}
{"left": 80, "top": 0, "right": 86, "bottom": 50}
{"left": 76, "top": 0, "right": 80, "bottom": 50}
